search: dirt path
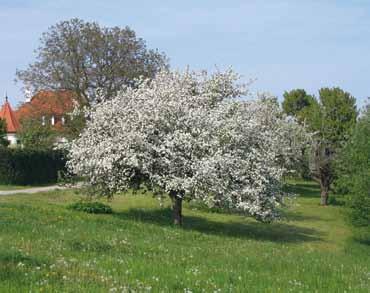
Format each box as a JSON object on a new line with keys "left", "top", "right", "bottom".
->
{"left": 0, "top": 185, "right": 67, "bottom": 195}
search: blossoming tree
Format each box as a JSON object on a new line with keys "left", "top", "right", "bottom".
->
{"left": 68, "top": 69, "right": 307, "bottom": 225}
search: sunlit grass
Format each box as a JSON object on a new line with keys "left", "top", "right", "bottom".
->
{"left": 0, "top": 181, "right": 369, "bottom": 292}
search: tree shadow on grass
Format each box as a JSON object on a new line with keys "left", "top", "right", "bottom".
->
{"left": 284, "top": 182, "right": 320, "bottom": 199}
{"left": 0, "top": 250, "right": 46, "bottom": 267}
{"left": 113, "top": 208, "right": 323, "bottom": 244}
{"left": 0, "top": 250, "right": 48, "bottom": 282}
{"left": 281, "top": 210, "right": 324, "bottom": 222}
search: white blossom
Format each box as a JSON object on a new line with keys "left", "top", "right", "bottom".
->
{"left": 68, "top": 69, "right": 307, "bottom": 222}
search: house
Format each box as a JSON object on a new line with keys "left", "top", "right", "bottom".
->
{"left": 0, "top": 90, "right": 77, "bottom": 146}
{"left": 16, "top": 90, "right": 77, "bottom": 128}
{"left": 0, "top": 95, "right": 20, "bottom": 145}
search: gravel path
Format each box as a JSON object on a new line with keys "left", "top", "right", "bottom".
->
{"left": 0, "top": 185, "right": 67, "bottom": 196}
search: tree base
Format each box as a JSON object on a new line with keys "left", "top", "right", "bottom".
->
{"left": 320, "top": 192, "right": 329, "bottom": 205}
{"left": 170, "top": 192, "right": 183, "bottom": 226}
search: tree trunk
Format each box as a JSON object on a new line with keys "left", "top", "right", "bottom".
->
{"left": 313, "top": 144, "right": 333, "bottom": 206}
{"left": 320, "top": 176, "right": 330, "bottom": 206}
{"left": 169, "top": 192, "right": 183, "bottom": 226}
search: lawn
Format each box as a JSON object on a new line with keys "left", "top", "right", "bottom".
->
{"left": 0, "top": 180, "right": 369, "bottom": 292}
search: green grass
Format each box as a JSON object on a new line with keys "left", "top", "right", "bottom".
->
{"left": 0, "top": 180, "right": 369, "bottom": 292}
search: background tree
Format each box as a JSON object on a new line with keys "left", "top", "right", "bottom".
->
{"left": 282, "top": 89, "right": 316, "bottom": 119}
{"left": 0, "top": 118, "right": 9, "bottom": 147}
{"left": 283, "top": 87, "right": 357, "bottom": 205}
{"left": 282, "top": 89, "right": 316, "bottom": 179}
{"left": 335, "top": 105, "right": 370, "bottom": 227}
{"left": 68, "top": 69, "right": 307, "bottom": 225}
{"left": 17, "top": 118, "right": 56, "bottom": 149}
{"left": 16, "top": 18, "right": 169, "bottom": 105}
{"left": 304, "top": 88, "right": 357, "bottom": 205}
{"left": 61, "top": 109, "right": 86, "bottom": 141}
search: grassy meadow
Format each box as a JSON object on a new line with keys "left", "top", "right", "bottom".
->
{"left": 0, "top": 180, "right": 369, "bottom": 292}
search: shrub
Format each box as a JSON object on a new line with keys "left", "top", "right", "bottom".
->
{"left": 17, "top": 118, "right": 56, "bottom": 150}
{"left": 349, "top": 175, "right": 370, "bottom": 227}
{"left": 67, "top": 201, "right": 113, "bottom": 214}
{"left": 0, "top": 148, "right": 66, "bottom": 185}
{"left": 0, "top": 118, "right": 9, "bottom": 147}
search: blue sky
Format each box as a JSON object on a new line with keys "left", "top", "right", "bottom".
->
{"left": 1, "top": 0, "right": 369, "bottom": 107}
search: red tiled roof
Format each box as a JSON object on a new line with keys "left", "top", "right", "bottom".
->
{"left": 0, "top": 98, "right": 20, "bottom": 133}
{"left": 16, "top": 90, "right": 77, "bottom": 122}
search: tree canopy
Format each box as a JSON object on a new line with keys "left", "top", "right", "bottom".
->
{"left": 335, "top": 105, "right": 370, "bottom": 226}
{"left": 309, "top": 88, "right": 357, "bottom": 146}
{"left": 68, "top": 69, "right": 307, "bottom": 225}
{"left": 282, "top": 89, "right": 316, "bottom": 119}
{"left": 16, "top": 18, "right": 169, "bottom": 105}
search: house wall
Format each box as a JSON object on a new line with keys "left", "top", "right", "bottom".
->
{"left": 5, "top": 133, "right": 18, "bottom": 145}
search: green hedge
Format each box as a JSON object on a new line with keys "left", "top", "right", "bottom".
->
{"left": 0, "top": 148, "right": 66, "bottom": 185}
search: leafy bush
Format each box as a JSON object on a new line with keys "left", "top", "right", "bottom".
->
{"left": 67, "top": 201, "right": 113, "bottom": 214}
{"left": 0, "top": 148, "right": 66, "bottom": 185}
{"left": 17, "top": 118, "right": 56, "bottom": 150}
{"left": 0, "top": 118, "right": 9, "bottom": 147}
{"left": 349, "top": 175, "right": 370, "bottom": 227}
